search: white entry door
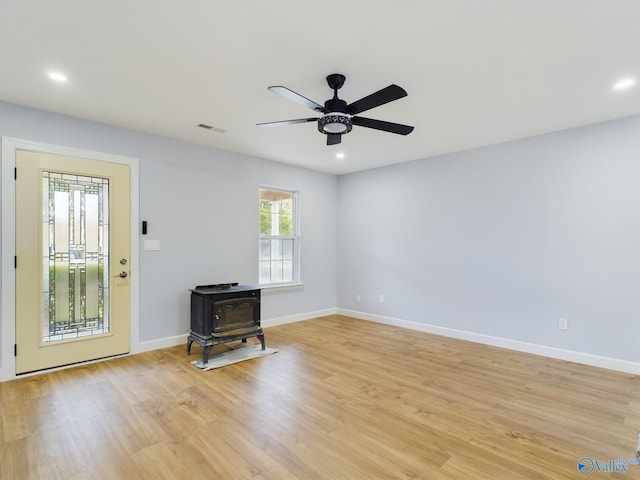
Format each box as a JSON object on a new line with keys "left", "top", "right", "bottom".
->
{"left": 15, "top": 149, "right": 131, "bottom": 374}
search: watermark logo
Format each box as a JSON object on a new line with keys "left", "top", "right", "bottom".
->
{"left": 577, "top": 457, "right": 640, "bottom": 475}
{"left": 577, "top": 458, "right": 595, "bottom": 475}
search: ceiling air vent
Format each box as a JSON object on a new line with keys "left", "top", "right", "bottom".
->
{"left": 197, "top": 123, "right": 227, "bottom": 133}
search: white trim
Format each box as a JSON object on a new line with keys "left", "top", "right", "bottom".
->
{"left": 337, "top": 308, "right": 640, "bottom": 375}
{"left": 1, "top": 137, "right": 140, "bottom": 381}
{"left": 262, "top": 308, "right": 337, "bottom": 328}
{"left": 136, "top": 333, "right": 189, "bottom": 353}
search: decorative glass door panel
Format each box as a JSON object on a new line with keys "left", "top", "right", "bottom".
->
{"left": 42, "top": 172, "right": 110, "bottom": 343}
{"left": 16, "top": 150, "right": 130, "bottom": 374}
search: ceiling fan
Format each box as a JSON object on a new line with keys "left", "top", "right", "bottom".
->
{"left": 257, "top": 74, "right": 414, "bottom": 146}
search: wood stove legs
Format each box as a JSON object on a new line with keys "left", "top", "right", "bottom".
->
{"left": 186, "top": 336, "right": 214, "bottom": 365}
{"left": 186, "top": 332, "right": 266, "bottom": 365}
{"left": 186, "top": 339, "right": 215, "bottom": 366}
{"left": 239, "top": 334, "right": 266, "bottom": 350}
{"left": 200, "top": 344, "right": 214, "bottom": 366}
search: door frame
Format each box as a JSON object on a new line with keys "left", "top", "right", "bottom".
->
{"left": 1, "top": 137, "right": 140, "bottom": 381}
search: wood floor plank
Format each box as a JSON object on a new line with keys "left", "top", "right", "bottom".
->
{"left": 1, "top": 314, "right": 639, "bottom": 479}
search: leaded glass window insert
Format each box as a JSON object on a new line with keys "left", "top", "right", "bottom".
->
{"left": 42, "top": 171, "right": 110, "bottom": 343}
{"left": 259, "top": 188, "right": 299, "bottom": 285}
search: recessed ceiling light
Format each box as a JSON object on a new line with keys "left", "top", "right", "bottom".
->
{"left": 613, "top": 77, "right": 636, "bottom": 91}
{"left": 336, "top": 152, "right": 345, "bottom": 159}
{"left": 47, "top": 71, "right": 68, "bottom": 83}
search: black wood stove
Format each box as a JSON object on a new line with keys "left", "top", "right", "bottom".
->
{"left": 186, "top": 283, "right": 265, "bottom": 365}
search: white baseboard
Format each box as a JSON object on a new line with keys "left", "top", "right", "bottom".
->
{"left": 337, "top": 308, "right": 640, "bottom": 375}
{"left": 262, "top": 308, "right": 338, "bottom": 328}
{"left": 133, "top": 333, "right": 189, "bottom": 354}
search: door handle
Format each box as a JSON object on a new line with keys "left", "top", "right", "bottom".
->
{"left": 116, "top": 271, "right": 128, "bottom": 278}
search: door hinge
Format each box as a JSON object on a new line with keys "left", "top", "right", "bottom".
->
{"left": 14, "top": 167, "right": 17, "bottom": 180}
{"left": 14, "top": 256, "right": 17, "bottom": 268}
{"left": 14, "top": 344, "right": 17, "bottom": 357}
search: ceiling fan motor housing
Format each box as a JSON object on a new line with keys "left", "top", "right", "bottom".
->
{"left": 324, "top": 97, "right": 347, "bottom": 113}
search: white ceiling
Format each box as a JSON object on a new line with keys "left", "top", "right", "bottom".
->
{"left": 1, "top": 0, "right": 638, "bottom": 175}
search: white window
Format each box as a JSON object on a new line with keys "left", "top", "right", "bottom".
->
{"left": 259, "top": 187, "right": 299, "bottom": 285}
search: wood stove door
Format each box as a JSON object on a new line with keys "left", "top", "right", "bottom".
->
{"left": 214, "top": 298, "right": 259, "bottom": 333}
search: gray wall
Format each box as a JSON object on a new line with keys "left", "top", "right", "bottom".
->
{"left": 0, "top": 101, "right": 337, "bottom": 345}
{"left": 337, "top": 115, "right": 640, "bottom": 362}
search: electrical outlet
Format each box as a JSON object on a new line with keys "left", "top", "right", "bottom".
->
{"left": 558, "top": 318, "right": 568, "bottom": 331}
{"left": 356, "top": 294, "right": 361, "bottom": 304}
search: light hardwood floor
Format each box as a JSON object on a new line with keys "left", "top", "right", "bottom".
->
{"left": 1, "top": 315, "right": 639, "bottom": 479}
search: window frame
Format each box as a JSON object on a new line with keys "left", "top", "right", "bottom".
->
{"left": 258, "top": 186, "right": 301, "bottom": 288}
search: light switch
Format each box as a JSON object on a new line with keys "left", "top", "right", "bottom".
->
{"left": 144, "top": 239, "right": 161, "bottom": 251}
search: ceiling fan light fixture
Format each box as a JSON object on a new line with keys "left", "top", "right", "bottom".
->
{"left": 318, "top": 113, "right": 352, "bottom": 134}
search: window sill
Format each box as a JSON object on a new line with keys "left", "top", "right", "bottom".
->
{"left": 259, "top": 282, "right": 304, "bottom": 292}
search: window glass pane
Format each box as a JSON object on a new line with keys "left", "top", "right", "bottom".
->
{"left": 54, "top": 191, "right": 69, "bottom": 251}
{"left": 279, "top": 200, "right": 293, "bottom": 235}
{"left": 282, "top": 260, "right": 293, "bottom": 282}
{"left": 282, "top": 239, "right": 293, "bottom": 260}
{"left": 270, "top": 238, "right": 281, "bottom": 260}
{"left": 270, "top": 260, "right": 282, "bottom": 283}
{"left": 259, "top": 200, "right": 272, "bottom": 235}
{"left": 259, "top": 239, "right": 271, "bottom": 261}
{"left": 259, "top": 261, "right": 271, "bottom": 284}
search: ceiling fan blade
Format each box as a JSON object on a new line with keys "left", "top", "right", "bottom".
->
{"left": 268, "top": 86, "right": 325, "bottom": 113}
{"left": 257, "top": 118, "right": 318, "bottom": 127}
{"left": 326, "top": 133, "right": 342, "bottom": 145}
{"left": 352, "top": 116, "right": 414, "bottom": 135}
{"left": 346, "top": 84, "right": 408, "bottom": 115}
